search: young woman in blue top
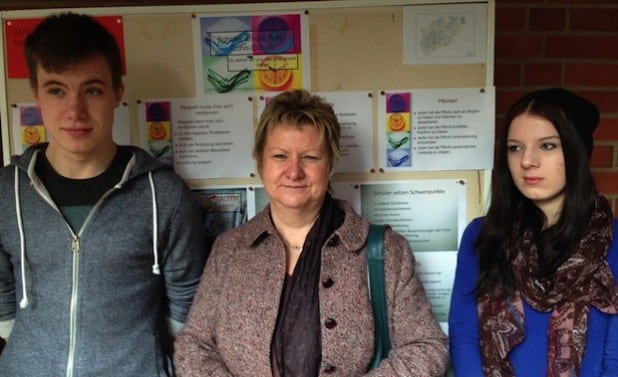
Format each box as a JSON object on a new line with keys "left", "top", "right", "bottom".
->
{"left": 449, "top": 88, "right": 618, "bottom": 377}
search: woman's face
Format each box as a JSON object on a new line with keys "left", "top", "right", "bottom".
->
{"left": 507, "top": 113, "right": 566, "bottom": 221}
{"left": 260, "top": 124, "right": 331, "bottom": 215}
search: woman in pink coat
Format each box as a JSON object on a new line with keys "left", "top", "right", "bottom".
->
{"left": 174, "top": 89, "right": 448, "bottom": 376}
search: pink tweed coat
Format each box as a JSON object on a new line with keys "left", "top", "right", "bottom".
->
{"left": 174, "top": 199, "right": 448, "bottom": 376}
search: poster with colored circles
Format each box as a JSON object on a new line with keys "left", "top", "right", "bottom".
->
{"left": 194, "top": 12, "right": 309, "bottom": 95}
{"left": 377, "top": 87, "right": 495, "bottom": 171}
{"left": 136, "top": 94, "right": 255, "bottom": 179}
{"left": 144, "top": 101, "right": 173, "bottom": 166}
{"left": 18, "top": 105, "right": 46, "bottom": 149}
{"left": 385, "top": 92, "right": 412, "bottom": 167}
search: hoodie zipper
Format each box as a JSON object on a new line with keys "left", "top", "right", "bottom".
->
{"left": 66, "top": 235, "right": 80, "bottom": 377}
{"left": 29, "top": 176, "right": 122, "bottom": 377}
{"left": 21, "top": 149, "right": 137, "bottom": 376}
{"left": 63, "top": 188, "right": 119, "bottom": 377}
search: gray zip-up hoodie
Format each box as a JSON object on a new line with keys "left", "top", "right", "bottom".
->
{"left": 0, "top": 144, "right": 208, "bottom": 377}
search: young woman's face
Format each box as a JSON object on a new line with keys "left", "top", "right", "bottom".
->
{"left": 507, "top": 113, "right": 566, "bottom": 221}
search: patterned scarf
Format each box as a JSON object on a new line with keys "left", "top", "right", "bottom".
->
{"left": 478, "top": 195, "right": 617, "bottom": 377}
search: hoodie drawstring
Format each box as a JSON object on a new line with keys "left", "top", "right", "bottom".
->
{"left": 15, "top": 166, "right": 29, "bottom": 309}
{"left": 148, "top": 172, "right": 161, "bottom": 275}
{"left": 14, "top": 167, "right": 162, "bottom": 310}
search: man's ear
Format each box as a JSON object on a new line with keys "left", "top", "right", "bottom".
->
{"left": 115, "top": 82, "right": 125, "bottom": 107}
{"left": 31, "top": 87, "right": 39, "bottom": 104}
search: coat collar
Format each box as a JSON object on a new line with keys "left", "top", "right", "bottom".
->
{"left": 240, "top": 199, "right": 370, "bottom": 253}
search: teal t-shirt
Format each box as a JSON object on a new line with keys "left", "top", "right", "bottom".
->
{"left": 34, "top": 148, "right": 132, "bottom": 232}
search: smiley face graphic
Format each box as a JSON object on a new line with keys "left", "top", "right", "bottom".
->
{"left": 22, "top": 126, "right": 41, "bottom": 144}
{"left": 388, "top": 113, "right": 406, "bottom": 132}
{"left": 148, "top": 122, "right": 167, "bottom": 141}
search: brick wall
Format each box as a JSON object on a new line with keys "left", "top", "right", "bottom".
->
{"left": 494, "top": 0, "right": 618, "bottom": 215}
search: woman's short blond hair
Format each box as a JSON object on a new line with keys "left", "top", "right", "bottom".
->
{"left": 253, "top": 89, "right": 341, "bottom": 176}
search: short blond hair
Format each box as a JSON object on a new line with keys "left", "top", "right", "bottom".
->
{"left": 253, "top": 89, "right": 341, "bottom": 176}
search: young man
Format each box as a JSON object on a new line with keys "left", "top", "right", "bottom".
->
{"left": 0, "top": 12, "right": 208, "bottom": 376}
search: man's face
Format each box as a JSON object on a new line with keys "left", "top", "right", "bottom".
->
{"left": 32, "top": 53, "right": 124, "bottom": 163}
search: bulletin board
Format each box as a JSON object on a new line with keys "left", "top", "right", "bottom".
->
{"left": 0, "top": 0, "right": 495, "bottom": 324}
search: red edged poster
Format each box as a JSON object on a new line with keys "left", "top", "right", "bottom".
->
{"left": 4, "top": 16, "right": 126, "bottom": 79}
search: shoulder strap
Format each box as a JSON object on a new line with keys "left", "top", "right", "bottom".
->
{"left": 367, "top": 224, "right": 391, "bottom": 370}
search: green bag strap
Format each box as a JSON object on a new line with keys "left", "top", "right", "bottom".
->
{"left": 367, "top": 224, "right": 391, "bottom": 370}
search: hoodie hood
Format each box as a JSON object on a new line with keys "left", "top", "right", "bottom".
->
{"left": 11, "top": 143, "right": 172, "bottom": 180}
{"left": 10, "top": 143, "right": 173, "bottom": 308}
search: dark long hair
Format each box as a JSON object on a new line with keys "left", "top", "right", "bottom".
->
{"left": 475, "top": 95, "right": 598, "bottom": 297}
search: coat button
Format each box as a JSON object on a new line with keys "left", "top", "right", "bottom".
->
{"left": 325, "top": 318, "right": 337, "bottom": 329}
{"left": 322, "top": 277, "right": 334, "bottom": 288}
{"left": 324, "top": 365, "right": 337, "bottom": 373}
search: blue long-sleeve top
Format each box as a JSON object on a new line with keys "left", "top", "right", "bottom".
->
{"left": 449, "top": 217, "right": 618, "bottom": 376}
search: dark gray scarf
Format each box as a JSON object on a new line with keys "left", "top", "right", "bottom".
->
{"left": 271, "top": 193, "right": 345, "bottom": 377}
